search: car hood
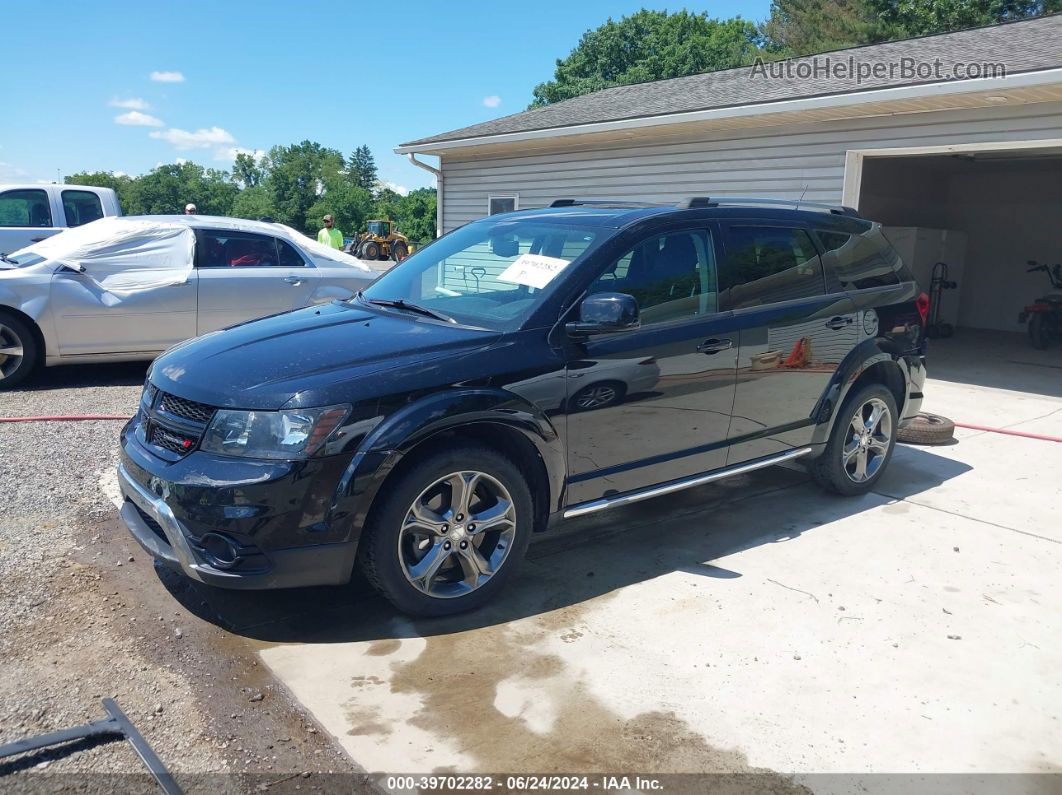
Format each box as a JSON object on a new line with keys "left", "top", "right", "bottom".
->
{"left": 150, "top": 301, "right": 501, "bottom": 409}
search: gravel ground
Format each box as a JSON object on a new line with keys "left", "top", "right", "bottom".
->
{"left": 0, "top": 362, "right": 363, "bottom": 793}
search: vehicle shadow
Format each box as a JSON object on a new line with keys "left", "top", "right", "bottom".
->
{"left": 14, "top": 361, "right": 149, "bottom": 391}
{"left": 158, "top": 443, "right": 972, "bottom": 645}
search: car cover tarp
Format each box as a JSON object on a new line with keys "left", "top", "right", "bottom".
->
{"left": 12, "top": 217, "right": 195, "bottom": 297}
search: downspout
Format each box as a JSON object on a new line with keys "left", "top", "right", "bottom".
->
{"left": 407, "top": 153, "right": 443, "bottom": 238}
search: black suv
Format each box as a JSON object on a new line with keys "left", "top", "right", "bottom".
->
{"left": 118, "top": 197, "right": 927, "bottom": 616}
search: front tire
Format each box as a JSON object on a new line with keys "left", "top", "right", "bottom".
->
{"left": 358, "top": 444, "right": 534, "bottom": 616}
{"left": 0, "top": 314, "right": 39, "bottom": 389}
{"left": 362, "top": 241, "right": 380, "bottom": 260}
{"left": 1028, "top": 313, "right": 1051, "bottom": 349}
{"left": 811, "top": 383, "right": 898, "bottom": 496}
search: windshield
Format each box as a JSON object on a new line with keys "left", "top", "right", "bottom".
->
{"left": 367, "top": 221, "right": 389, "bottom": 236}
{"left": 361, "top": 218, "right": 602, "bottom": 330}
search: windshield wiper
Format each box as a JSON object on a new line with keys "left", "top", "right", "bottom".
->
{"left": 362, "top": 296, "right": 456, "bottom": 324}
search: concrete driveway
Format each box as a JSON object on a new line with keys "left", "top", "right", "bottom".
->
{"left": 179, "top": 334, "right": 1062, "bottom": 782}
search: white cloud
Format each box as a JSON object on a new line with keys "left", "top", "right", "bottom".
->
{"left": 380, "top": 181, "right": 409, "bottom": 196}
{"left": 150, "top": 126, "right": 235, "bottom": 150}
{"left": 115, "top": 110, "right": 164, "bottom": 127}
{"left": 482, "top": 95, "right": 501, "bottom": 108}
{"left": 150, "top": 70, "right": 185, "bottom": 83}
{"left": 113, "top": 171, "right": 128, "bottom": 178}
{"left": 214, "top": 146, "right": 266, "bottom": 162}
{"left": 110, "top": 97, "right": 150, "bottom": 110}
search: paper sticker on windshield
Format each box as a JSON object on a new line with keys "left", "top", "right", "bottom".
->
{"left": 497, "top": 254, "right": 571, "bottom": 289}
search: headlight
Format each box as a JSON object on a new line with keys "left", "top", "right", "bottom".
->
{"left": 199, "top": 404, "right": 351, "bottom": 459}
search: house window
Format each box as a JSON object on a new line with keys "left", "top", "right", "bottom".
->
{"left": 488, "top": 195, "right": 518, "bottom": 215}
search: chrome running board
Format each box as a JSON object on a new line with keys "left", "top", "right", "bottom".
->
{"left": 563, "top": 447, "right": 813, "bottom": 519}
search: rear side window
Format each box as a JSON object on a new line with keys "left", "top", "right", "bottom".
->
{"left": 719, "top": 226, "right": 823, "bottom": 310}
{"left": 61, "top": 190, "right": 104, "bottom": 227}
{"left": 277, "top": 239, "right": 306, "bottom": 267}
{"left": 0, "top": 189, "right": 52, "bottom": 228}
{"left": 817, "top": 226, "right": 912, "bottom": 292}
{"left": 197, "top": 230, "right": 280, "bottom": 267}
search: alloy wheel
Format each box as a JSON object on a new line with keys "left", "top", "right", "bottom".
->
{"left": 574, "top": 384, "right": 617, "bottom": 410}
{"left": 398, "top": 470, "right": 517, "bottom": 599}
{"left": 0, "top": 323, "right": 25, "bottom": 381}
{"left": 842, "top": 397, "right": 892, "bottom": 483}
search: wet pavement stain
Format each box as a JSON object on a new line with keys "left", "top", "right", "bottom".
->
{"left": 365, "top": 638, "right": 402, "bottom": 656}
{"left": 384, "top": 603, "right": 805, "bottom": 788}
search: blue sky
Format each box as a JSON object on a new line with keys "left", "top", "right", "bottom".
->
{"left": 1, "top": 0, "right": 771, "bottom": 193}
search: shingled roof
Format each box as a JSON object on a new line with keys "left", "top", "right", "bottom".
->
{"left": 401, "top": 14, "right": 1062, "bottom": 148}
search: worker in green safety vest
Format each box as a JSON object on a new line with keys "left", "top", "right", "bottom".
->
{"left": 317, "top": 214, "right": 343, "bottom": 249}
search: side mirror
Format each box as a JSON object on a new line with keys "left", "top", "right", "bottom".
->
{"left": 60, "top": 261, "right": 85, "bottom": 273}
{"left": 566, "top": 292, "right": 640, "bottom": 336}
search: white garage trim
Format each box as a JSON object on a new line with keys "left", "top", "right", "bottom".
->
{"left": 843, "top": 137, "right": 1062, "bottom": 206}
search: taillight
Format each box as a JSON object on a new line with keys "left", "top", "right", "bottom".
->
{"left": 915, "top": 292, "right": 930, "bottom": 326}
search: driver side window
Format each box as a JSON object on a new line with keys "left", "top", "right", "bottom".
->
{"left": 588, "top": 229, "right": 718, "bottom": 325}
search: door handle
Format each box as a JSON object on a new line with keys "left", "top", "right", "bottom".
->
{"left": 283, "top": 276, "right": 303, "bottom": 286}
{"left": 30, "top": 237, "right": 45, "bottom": 243}
{"left": 825, "top": 316, "right": 853, "bottom": 330}
{"left": 696, "top": 338, "right": 733, "bottom": 354}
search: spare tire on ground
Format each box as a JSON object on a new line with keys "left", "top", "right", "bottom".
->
{"left": 897, "top": 412, "right": 956, "bottom": 445}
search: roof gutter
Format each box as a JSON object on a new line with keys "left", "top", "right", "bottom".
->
{"left": 395, "top": 66, "right": 1062, "bottom": 155}
{"left": 406, "top": 153, "right": 443, "bottom": 238}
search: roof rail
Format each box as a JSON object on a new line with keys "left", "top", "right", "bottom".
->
{"left": 548, "top": 199, "right": 666, "bottom": 208}
{"left": 677, "top": 196, "right": 863, "bottom": 218}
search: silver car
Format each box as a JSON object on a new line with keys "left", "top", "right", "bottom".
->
{"left": 0, "top": 215, "right": 375, "bottom": 387}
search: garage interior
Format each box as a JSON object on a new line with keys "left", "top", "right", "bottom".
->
{"left": 857, "top": 149, "right": 1062, "bottom": 392}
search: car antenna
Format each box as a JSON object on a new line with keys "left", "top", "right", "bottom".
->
{"left": 796, "top": 185, "right": 808, "bottom": 210}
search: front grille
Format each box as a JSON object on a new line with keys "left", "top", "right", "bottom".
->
{"left": 140, "top": 386, "right": 218, "bottom": 459}
{"left": 150, "top": 424, "right": 197, "bottom": 455}
{"left": 159, "top": 393, "right": 216, "bottom": 424}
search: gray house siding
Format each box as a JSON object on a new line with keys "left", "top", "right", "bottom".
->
{"left": 439, "top": 102, "right": 1062, "bottom": 233}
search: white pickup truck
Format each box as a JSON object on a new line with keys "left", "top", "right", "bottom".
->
{"left": 0, "top": 184, "right": 122, "bottom": 256}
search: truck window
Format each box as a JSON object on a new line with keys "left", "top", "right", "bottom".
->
{"left": 61, "top": 190, "right": 105, "bottom": 227}
{"left": 0, "top": 189, "right": 52, "bottom": 227}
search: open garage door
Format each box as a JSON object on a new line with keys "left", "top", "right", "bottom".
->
{"left": 845, "top": 143, "right": 1062, "bottom": 396}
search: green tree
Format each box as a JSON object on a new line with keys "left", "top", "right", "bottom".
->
{"left": 763, "top": 0, "right": 1061, "bottom": 55}
{"left": 124, "top": 162, "right": 237, "bottom": 216}
{"left": 347, "top": 145, "right": 378, "bottom": 192}
{"left": 306, "top": 172, "right": 373, "bottom": 239}
{"left": 392, "top": 188, "right": 437, "bottom": 243}
{"left": 762, "top": 0, "right": 885, "bottom": 55}
{"left": 871, "top": 0, "right": 1061, "bottom": 39}
{"left": 265, "top": 141, "right": 345, "bottom": 232}
{"left": 531, "top": 10, "right": 766, "bottom": 107}
{"left": 232, "top": 152, "right": 265, "bottom": 189}
{"left": 230, "top": 185, "right": 276, "bottom": 221}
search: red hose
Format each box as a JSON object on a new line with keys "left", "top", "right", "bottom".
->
{"left": 0, "top": 415, "right": 130, "bottom": 423}
{"left": 953, "top": 422, "right": 1062, "bottom": 443}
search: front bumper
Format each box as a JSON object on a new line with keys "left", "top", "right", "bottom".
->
{"left": 117, "top": 463, "right": 356, "bottom": 589}
{"left": 117, "top": 418, "right": 360, "bottom": 589}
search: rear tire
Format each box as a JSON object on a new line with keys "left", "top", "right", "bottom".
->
{"left": 0, "top": 314, "right": 40, "bottom": 389}
{"left": 392, "top": 241, "right": 409, "bottom": 262}
{"left": 358, "top": 444, "right": 534, "bottom": 616}
{"left": 1028, "top": 313, "right": 1051, "bottom": 349}
{"left": 811, "top": 383, "right": 898, "bottom": 496}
